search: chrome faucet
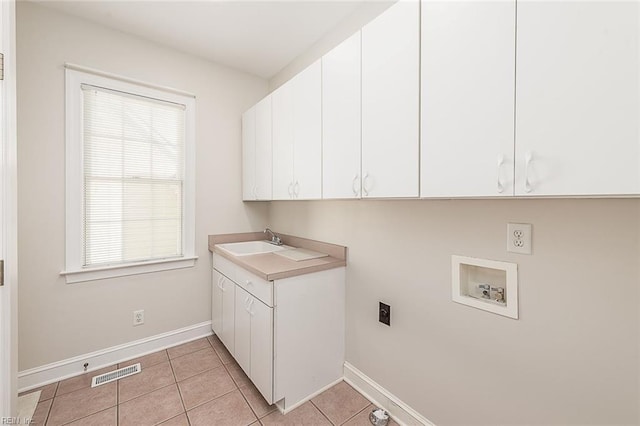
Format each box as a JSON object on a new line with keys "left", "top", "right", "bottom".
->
{"left": 264, "top": 228, "right": 282, "bottom": 246}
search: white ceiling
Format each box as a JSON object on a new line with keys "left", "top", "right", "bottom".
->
{"left": 34, "top": 0, "right": 369, "bottom": 79}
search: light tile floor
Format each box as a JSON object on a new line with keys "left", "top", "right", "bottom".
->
{"left": 20, "top": 335, "right": 397, "bottom": 426}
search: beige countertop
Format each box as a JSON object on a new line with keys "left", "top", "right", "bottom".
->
{"left": 208, "top": 232, "right": 347, "bottom": 281}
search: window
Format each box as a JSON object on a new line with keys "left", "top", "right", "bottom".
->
{"left": 63, "top": 67, "right": 196, "bottom": 283}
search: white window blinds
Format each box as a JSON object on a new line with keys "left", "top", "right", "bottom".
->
{"left": 82, "top": 84, "right": 185, "bottom": 267}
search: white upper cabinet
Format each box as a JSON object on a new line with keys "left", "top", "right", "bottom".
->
{"left": 515, "top": 1, "right": 640, "bottom": 196}
{"left": 241, "top": 106, "right": 256, "bottom": 201}
{"left": 292, "top": 60, "right": 322, "bottom": 199}
{"left": 361, "top": 0, "right": 420, "bottom": 198}
{"left": 254, "top": 97, "right": 272, "bottom": 200}
{"left": 272, "top": 61, "right": 322, "bottom": 200}
{"left": 272, "top": 83, "right": 295, "bottom": 200}
{"left": 421, "top": 0, "right": 515, "bottom": 197}
{"left": 322, "top": 31, "right": 362, "bottom": 199}
{"left": 242, "top": 96, "right": 272, "bottom": 200}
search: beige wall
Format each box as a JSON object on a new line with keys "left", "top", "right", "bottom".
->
{"left": 267, "top": 4, "right": 640, "bottom": 424}
{"left": 268, "top": 199, "right": 640, "bottom": 424}
{"left": 17, "top": 2, "right": 269, "bottom": 370}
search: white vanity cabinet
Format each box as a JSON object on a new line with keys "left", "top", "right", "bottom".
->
{"left": 211, "top": 252, "right": 345, "bottom": 412}
{"left": 234, "top": 286, "right": 274, "bottom": 403}
{"left": 211, "top": 269, "right": 235, "bottom": 355}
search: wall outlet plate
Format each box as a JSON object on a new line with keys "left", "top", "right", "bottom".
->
{"left": 133, "top": 310, "right": 144, "bottom": 326}
{"left": 379, "top": 302, "right": 391, "bottom": 326}
{"left": 507, "top": 223, "right": 532, "bottom": 254}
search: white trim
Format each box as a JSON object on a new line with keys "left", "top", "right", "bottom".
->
{"left": 275, "top": 377, "right": 343, "bottom": 415}
{"left": 0, "top": 0, "right": 18, "bottom": 417}
{"left": 18, "top": 321, "right": 212, "bottom": 392}
{"left": 64, "top": 63, "right": 196, "bottom": 98}
{"left": 61, "top": 256, "right": 198, "bottom": 284}
{"left": 64, "top": 67, "right": 197, "bottom": 283}
{"left": 343, "top": 362, "right": 434, "bottom": 426}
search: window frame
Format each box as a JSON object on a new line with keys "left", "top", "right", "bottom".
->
{"left": 62, "top": 67, "right": 197, "bottom": 284}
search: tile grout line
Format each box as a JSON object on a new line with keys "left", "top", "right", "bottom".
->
{"left": 309, "top": 400, "right": 337, "bottom": 426}
{"left": 338, "top": 403, "right": 372, "bottom": 426}
{"left": 43, "top": 384, "right": 56, "bottom": 426}
{"left": 116, "top": 373, "right": 120, "bottom": 426}
{"left": 58, "top": 406, "right": 117, "bottom": 426}
{"left": 211, "top": 339, "right": 265, "bottom": 423}
{"left": 117, "top": 360, "right": 176, "bottom": 404}
{"left": 183, "top": 388, "right": 238, "bottom": 415}
{"left": 166, "top": 338, "right": 213, "bottom": 362}
{"left": 167, "top": 349, "right": 189, "bottom": 424}
{"left": 45, "top": 381, "right": 59, "bottom": 425}
{"left": 236, "top": 383, "right": 260, "bottom": 422}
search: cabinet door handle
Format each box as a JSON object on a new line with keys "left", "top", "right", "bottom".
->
{"left": 253, "top": 185, "right": 258, "bottom": 200}
{"left": 217, "top": 276, "right": 225, "bottom": 291}
{"left": 497, "top": 154, "right": 505, "bottom": 194}
{"left": 288, "top": 182, "right": 294, "bottom": 198}
{"left": 362, "top": 173, "right": 370, "bottom": 196}
{"left": 245, "top": 298, "right": 255, "bottom": 316}
{"left": 524, "top": 151, "right": 533, "bottom": 193}
{"left": 351, "top": 174, "right": 359, "bottom": 197}
{"left": 294, "top": 181, "right": 300, "bottom": 198}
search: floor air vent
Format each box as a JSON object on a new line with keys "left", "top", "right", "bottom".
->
{"left": 91, "top": 363, "right": 141, "bottom": 388}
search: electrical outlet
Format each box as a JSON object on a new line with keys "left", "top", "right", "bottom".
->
{"left": 379, "top": 302, "right": 391, "bottom": 326}
{"left": 133, "top": 310, "right": 144, "bottom": 326}
{"left": 507, "top": 223, "right": 532, "bottom": 254}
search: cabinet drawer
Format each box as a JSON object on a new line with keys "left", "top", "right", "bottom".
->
{"left": 212, "top": 254, "right": 236, "bottom": 282}
{"left": 236, "top": 267, "right": 273, "bottom": 307}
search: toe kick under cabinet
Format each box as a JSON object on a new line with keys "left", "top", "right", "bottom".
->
{"left": 211, "top": 253, "right": 345, "bottom": 413}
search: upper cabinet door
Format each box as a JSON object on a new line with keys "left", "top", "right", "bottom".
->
{"left": 516, "top": 1, "right": 640, "bottom": 196}
{"left": 254, "top": 96, "right": 272, "bottom": 200}
{"left": 292, "top": 60, "right": 322, "bottom": 200}
{"left": 272, "top": 83, "right": 295, "bottom": 200}
{"left": 361, "top": 0, "right": 420, "bottom": 198}
{"left": 322, "top": 32, "right": 362, "bottom": 199}
{"left": 242, "top": 106, "right": 256, "bottom": 201}
{"left": 421, "top": 0, "right": 515, "bottom": 197}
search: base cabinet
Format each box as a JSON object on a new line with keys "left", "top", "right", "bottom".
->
{"left": 211, "top": 254, "right": 344, "bottom": 411}
{"left": 235, "top": 286, "right": 274, "bottom": 403}
{"left": 211, "top": 269, "right": 234, "bottom": 355}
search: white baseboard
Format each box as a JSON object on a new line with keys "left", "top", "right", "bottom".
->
{"left": 344, "top": 362, "right": 434, "bottom": 426}
{"left": 18, "top": 321, "right": 213, "bottom": 392}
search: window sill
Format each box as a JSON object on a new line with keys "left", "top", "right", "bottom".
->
{"left": 61, "top": 256, "right": 198, "bottom": 284}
